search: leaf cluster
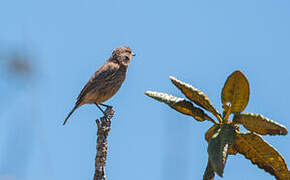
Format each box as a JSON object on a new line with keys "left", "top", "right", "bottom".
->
{"left": 145, "top": 71, "right": 289, "bottom": 180}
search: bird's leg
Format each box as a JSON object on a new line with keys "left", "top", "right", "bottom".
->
{"left": 95, "top": 103, "right": 106, "bottom": 115}
{"left": 100, "top": 103, "right": 112, "bottom": 108}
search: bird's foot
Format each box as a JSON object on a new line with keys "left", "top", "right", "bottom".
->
{"left": 100, "top": 103, "right": 113, "bottom": 108}
{"left": 95, "top": 103, "right": 113, "bottom": 117}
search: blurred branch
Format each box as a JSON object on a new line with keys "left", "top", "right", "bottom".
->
{"left": 8, "top": 54, "right": 32, "bottom": 77}
{"left": 94, "top": 107, "right": 114, "bottom": 180}
{"left": 0, "top": 50, "right": 34, "bottom": 84}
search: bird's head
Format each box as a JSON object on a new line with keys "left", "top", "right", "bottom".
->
{"left": 112, "top": 46, "right": 135, "bottom": 66}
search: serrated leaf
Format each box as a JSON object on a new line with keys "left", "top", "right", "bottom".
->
{"left": 208, "top": 123, "right": 237, "bottom": 177}
{"left": 233, "top": 113, "right": 288, "bottom": 136}
{"left": 221, "top": 71, "right": 250, "bottom": 113}
{"left": 203, "top": 159, "right": 215, "bottom": 180}
{"left": 170, "top": 76, "right": 222, "bottom": 122}
{"left": 205, "top": 125, "right": 238, "bottom": 155}
{"left": 227, "top": 144, "right": 238, "bottom": 155}
{"left": 145, "top": 91, "right": 214, "bottom": 122}
{"left": 233, "top": 132, "right": 290, "bottom": 180}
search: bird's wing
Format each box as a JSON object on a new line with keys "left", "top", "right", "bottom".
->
{"left": 76, "top": 61, "right": 119, "bottom": 104}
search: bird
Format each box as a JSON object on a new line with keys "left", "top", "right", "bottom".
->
{"left": 63, "top": 46, "right": 135, "bottom": 125}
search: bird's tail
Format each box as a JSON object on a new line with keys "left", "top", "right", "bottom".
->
{"left": 63, "top": 104, "right": 79, "bottom": 125}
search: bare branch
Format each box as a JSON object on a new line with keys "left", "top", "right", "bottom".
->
{"left": 94, "top": 107, "right": 114, "bottom": 180}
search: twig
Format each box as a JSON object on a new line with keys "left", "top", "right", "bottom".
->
{"left": 93, "top": 107, "right": 114, "bottom": 180}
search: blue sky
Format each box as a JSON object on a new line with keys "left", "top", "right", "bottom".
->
{"left": 0, "top": 0, "right": 290, "bottom": 180}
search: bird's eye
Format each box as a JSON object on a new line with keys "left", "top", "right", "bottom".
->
{"left": 125, "top": 50, "right": 131, "bottom": 54}
{"left": 124, "top": 56, "right": 129, "bottom": 61}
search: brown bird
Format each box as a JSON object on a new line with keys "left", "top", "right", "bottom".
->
{"left": 63, "top": 46, "right": 135, "bottom": 125}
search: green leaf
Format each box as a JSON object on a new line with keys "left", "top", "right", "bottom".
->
{"left": 208, "top": 123, "right": 237, "bottom": 177}
{"left": 233, "top": 132, "right": 290, "bottom": 180}
{"left": 170, "top": 76, "right": 222, "bottom": 122}
{"left": 205, "top": 125, "right": 238, "bottom": 155}
{"left": 145, "top": 91, "right": 215, "bottom": 122}
{"left": 203, "top": 159, "right": 215, "bottom": 180}
{"left": 233, "top": 113, "right": 288, "bottom": 135}
{"left": 221, "top": 71, "right": 250, "bottom": 113}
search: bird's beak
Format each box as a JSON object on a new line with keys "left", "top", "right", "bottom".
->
{"left": 132, "top": 52, "right": 136, "bottom": 56}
